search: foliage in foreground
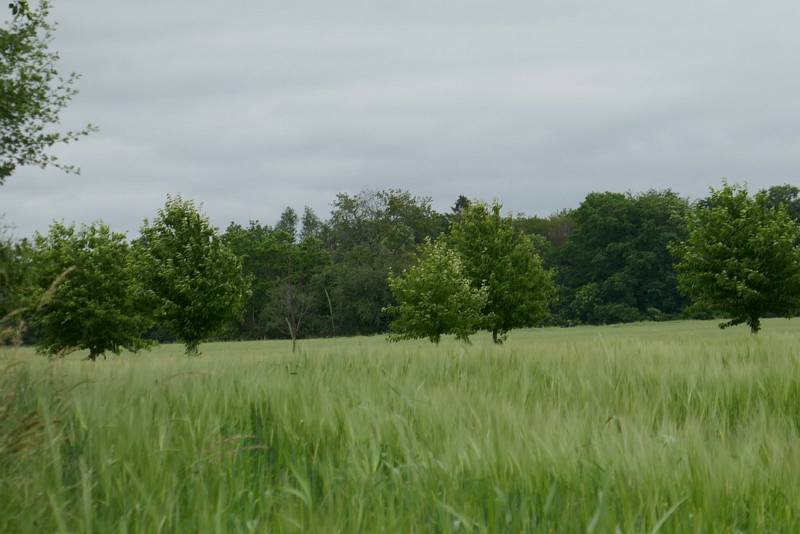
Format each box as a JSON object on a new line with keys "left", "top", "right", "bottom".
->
{"left": 3, "top": 321, "right": 800, "bottom": 532}
{"left": 0, "top": 0, "right": 94, "bottom": 183}
{"left": 673, "top": 183, "right": 800, "bottom": 333}
{"left": 134, "top": 196, "right": 251, "bottom": 355}
{"left": 30, "top": 222, "right": 150, "bottom": 360}
{"left": 386, "top": 238, "right": 487, "bottom": 343}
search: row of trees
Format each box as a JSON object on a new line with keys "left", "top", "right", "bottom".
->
{"left": 2, "top": 197, "right": 249, "bottom": 358}
{"left": 2, "top": 181, "right": 799, "bottom": 358}
{"left": 387, "top": 202, "right": 552, "bottom": 344}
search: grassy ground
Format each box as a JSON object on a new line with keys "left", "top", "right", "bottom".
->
{"left": 2, "top": 319, "right": 800, "bottom": 532}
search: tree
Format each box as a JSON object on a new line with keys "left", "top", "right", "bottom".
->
{"left": 275, "top": 207, "right": 298, "bottom": 241}
{"left": 29, "top": 222, "right": 149, "bottom": 360}
{"left": 1, "top": 0, "right": 95, "bottom": 184}
{"left": 555, "top": 190, "right": 689, "bottom": 324}
{"left": 222, "top": 220, "right": 277, "bottom": 339}
{"left": 324, "top": 189, "right": 448, "bottom": 336}
{"left": 262, "top": 235, "right": 331, "bottom": 350}
{"left": 761, "top": 184, "right": 800, "bottom": 223}
{"left": 386, "top": 238, "right": 487, "bottom": 344}
{"left": 299, "top": 206, "right": 323, "bottom": 242}
{"left": 449, "top": 201, "right": 554, "bottom": 343}
{"left": 672, "top": 182, "right": 800, "bottom": 334}
{"left": 135, "top": 196, "right": 250, "bottom": 355}
{"left": 222, "top": 220, "right": 332, "bottom": 342}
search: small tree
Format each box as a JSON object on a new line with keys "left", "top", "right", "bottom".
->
{"left": 263, "top": 234, "right": 331, "bottom": 351}
{"left": 385, "top": 239, "right": 487, "bottom": 344}
{"left": 673, "top": 182, "right": 800, "bottom": 333}
{"left": 30, "top": 222, "right": 149, "bottom": 360}
{"left": 450, "top": 201, "right": 554, "bottom": 343}
{"left": 135, "top": 196, "right": 250, "bottom": 355}
{"left": 1, "top": 1, "right": 95, "bottom": 184}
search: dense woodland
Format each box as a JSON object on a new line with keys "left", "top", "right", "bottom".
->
{"left": 2, "top": 183, "right": 799, "bottom": 347}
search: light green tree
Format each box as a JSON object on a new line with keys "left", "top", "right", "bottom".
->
{"left": 673, "top": 182, "right": 800, "bottom": 333}
{"left": 30, "top": 222, "right": 150, "bottom": 360}
{"left": 450, "top": 201, "right": 554, "bottom": 343}
{"left": 1, "top": 0, "right": 95, "bottom": 183}
{"left": 135, "top": 196, "right": 251, "bottom": 355}
{"left": 385, "top": 239, "right": 487, "bottom": 344}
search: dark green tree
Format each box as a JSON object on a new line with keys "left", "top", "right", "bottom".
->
{"left": 222, "top": 221, "right": 277, "bottom": 339}
{"left": 761, "top": 184, "right": 800, "bottom": 223}
{"left": 450, "top": 201, "right": 554, "bottom": 343}
{"left": 324, "top": 190, "right": 448, "bottom": 336}
{"left": 386, "top": 238, "right": 487, "bottom": 344}
{"left": 262, "top": 234, "right": 331, "bottom": 349}
{"left": 673, "top": 182, "right": 800, "bottom": 333}
{"left": 556, "top": 190, "right": 689, "bottom": 324}
{"left": 275, "top": 206, "right": 298, "bottom": 241}
{"left": 1, "top": 0, "right": 95, "bottom": 183}
{"left": 223, "top": 220, "right": 332, "bottom": 342}
{"left": 299, "top": 206, "right": 323, "bottom": 242}
{"left": 29, "top": 222, "right": 150, "bottom": 360}
{"left": 0, "top": 227, "right": 33, "bottom": 332}
{"left": 135, "top": 196, "right": 250, "bottom": 355}
{"left": 512, "top": 209, "right": 574, "bottom": 269}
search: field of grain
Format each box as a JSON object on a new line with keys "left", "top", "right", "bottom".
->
{"left": 3, "top": 319, "right": 800, "bottom": 532}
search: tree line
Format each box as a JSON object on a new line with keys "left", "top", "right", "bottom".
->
{"left": 2, "top": 181, "right": 800, "bottom": 358}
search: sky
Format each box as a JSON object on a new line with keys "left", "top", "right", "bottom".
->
{"left": 3, "top": 1, "right": 800, "bottom": 237}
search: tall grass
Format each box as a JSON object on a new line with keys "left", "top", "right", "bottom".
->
{"left": 2, "top": 319, "right": 800, "bottom": 532}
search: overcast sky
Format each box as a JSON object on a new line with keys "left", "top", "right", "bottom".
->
{"left": 3, "top": 1, "right": 800, "bottom": 236}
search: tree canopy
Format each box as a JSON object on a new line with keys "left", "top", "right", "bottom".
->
{"left": 450, "top": 201, "right": 554, "bottom": 343}
{"left": 673, "top": 183, "right": 800, "bottom": 333}
{"left": 29, "top": 222, "right": 149, "bottom": 359}
{"left": 556, "top": 190, "right": 689, "bottom": 324}
{"left": 386, "top": 238, "right": 487, "bottom": 344}
{"left": 135, "top": 197, "right": 250, "bottom": 355}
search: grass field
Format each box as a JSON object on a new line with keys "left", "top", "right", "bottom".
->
{"left": 3, "top": 319, "right": 800, "bottom": 532}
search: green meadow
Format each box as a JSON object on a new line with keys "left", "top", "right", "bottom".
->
{"left": 3, "top": 319, "right": 800, "bottom": 532}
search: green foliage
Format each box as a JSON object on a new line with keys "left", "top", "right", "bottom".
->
{"left": 29, "top": 221, "right": 149, "bottom": 360}
{"left": 223, "top": 220, "right": 332, "bottom": 341}
{"left": 8, "top": 2, "right": 30, "bottom": 18}
{"left": 223, "top": 221, "right": 283, "bottom": 339}
{"left": 274, "top": 206, "right": 298, "bottom": 241}
{"left": 450, "top": 201, "right": 554, "bottom": 343}
{"left": 386, "top": 238, "right": 487, "bottom": 344}
{"left": 262, "top": 234, "right": 332, "bottom": 343}
{"left": 0, "top": 228, "right": 32, "bottom": 322}
{"left": 761, "top": 183, "right": 800, "bottom": 223}
{"left": 513, "top": 209, "right": 574, "bottom": 264}
{"left": 299, "top": 206, "right": 323, "bottom": 242}
{"left": 556, "top": 190, "right": 689, "bottom": 324}
{"left": 324, "top": 190, "right": 449, "bottom": 336}
{"left": 0, "top": 0, "right": 95, "bottom": 183}
{"left": 135, "top": 196, "right": 250, "bottom": 355}
{"left": 673, "top": 182, "right": 800, "bottom": 333}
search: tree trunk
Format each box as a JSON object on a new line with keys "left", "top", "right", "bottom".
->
{"left": 748, "top": 316, "right": 761, "bottom": 334}
{"left": 286, "top": 316, "right": 297, "bottom": 353}
{"left": 492, "top": 330, "right": 499, "bottom": 344}
{"left": 324, "top": 287, "right": 336, "bottom": 338}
